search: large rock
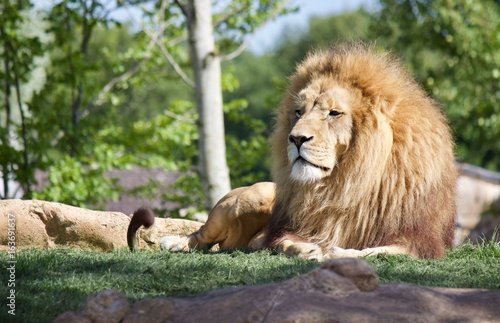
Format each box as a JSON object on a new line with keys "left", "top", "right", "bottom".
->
{"left": 0, "top": 200, "right": 202, "bottom": 251}
{"left": 455, "top": 174, "right": 500, "bottom": 245}
{"left": 54, "top": 258, "right": 500, "bottom": 323}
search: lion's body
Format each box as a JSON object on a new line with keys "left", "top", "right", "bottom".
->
{"left": 135, "top": 43, "right": 457, "bottom": 260}
{"left": 267, "top": 43, "right": 456, "bottom": 258}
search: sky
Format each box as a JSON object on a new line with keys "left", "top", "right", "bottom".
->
{"left": 248, "top": 0, "right": 379, "bottom": 54}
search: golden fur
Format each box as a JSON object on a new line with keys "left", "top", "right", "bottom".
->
{"left": 267, "top": 43, "right": 457, "bottom": 258}
{"left": 150, "top": 42, "right": 456, "bottom": 260}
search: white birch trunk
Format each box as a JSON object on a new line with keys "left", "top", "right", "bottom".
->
{"left": 186, "top": 0, "right": 231, "bottom": 208}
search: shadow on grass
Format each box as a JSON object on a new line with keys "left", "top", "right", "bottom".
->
{"left": 0, "top": 248, "right": 319, "bottom": 322}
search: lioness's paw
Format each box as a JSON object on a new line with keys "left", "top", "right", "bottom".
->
{"left": 159, "top": 235, "right": 191, "bottom": 252}
{"left": 283, "top": 242, "right": 324, "bottom": 261}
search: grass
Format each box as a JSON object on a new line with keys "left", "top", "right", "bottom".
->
{"left": 365, "top": 241, "right": 500, "bottom": 288}
{"left": 1, "top": 242, "right": 499, "bottom": 323}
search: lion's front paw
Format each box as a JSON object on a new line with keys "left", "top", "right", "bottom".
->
{"left": 329, "top": 246, "right": 364, "bottom": 258}
{"left": 281, "top": 242, "right": 324, "bottom": 261}
{"left": 159, "top": 235, "right": 191, "bottom": 252}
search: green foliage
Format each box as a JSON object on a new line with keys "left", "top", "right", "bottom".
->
{"left": 0, "top": 0, "right": 293, "bottom": 210}
{"left": 0, "top": 1, "right": 44, "bottom": 198}
{"left": 225, "top": 52, "right": 281, "bottom": 128}
{"left": 32, "top": 154, "right": 120, "bottom": 209}
{"left": 225, "top": 98, "right": 271, "bottom": 187}
{"left": 125, "top": 100, "right": 199, "bottom": 169}
{"left": 1, "top": 242, "right": 499, "bottom": 322}
{"left": 213, "top": 0, "right": 296, "bottom": 53}
{"left": 270, "top": 9, "right": 372, "bottom": 76}
{"left": 31, "top": 129, "right": 135, "bottom": 208}
{"left": 373, "top": 0, "right": 500, "bottom": 170}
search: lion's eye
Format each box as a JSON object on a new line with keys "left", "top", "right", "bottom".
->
{"left": 329, "top": 110, "right": 342, "bottom": 118}
{"left": 295, "top": 110, "right": 302, "bottom": 118}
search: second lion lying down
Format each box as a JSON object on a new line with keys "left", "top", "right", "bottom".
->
{"left": 128, "top": 43, "right": 457, "bottom": 260}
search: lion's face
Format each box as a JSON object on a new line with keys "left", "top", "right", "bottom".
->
{"left": 287, "top": 78, "right": 354, "bottom": 182}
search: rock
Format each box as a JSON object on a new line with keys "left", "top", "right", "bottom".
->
{"left": 455, "top": 174, "right": 500, "bottom": 245}
{"left": 0, "top": 199, "right": 202, "bottom": 251}
{"left": 469, "top": 212, "right": 500, "bottom": 243}
{"left": 321, "top": 257, "right": 379, "bottom": 292}
{"left": 53, "top": 258, "right": 500, "bottom": 323}
{"left": 52, "top": 311, "right": 91, "bottom": 323}
{"left": 82, "top": 289, "right": 130, "bottom": 323}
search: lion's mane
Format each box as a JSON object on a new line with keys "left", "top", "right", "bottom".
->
{"left": 267, "top": 43, "right": 457, "bottom": 258}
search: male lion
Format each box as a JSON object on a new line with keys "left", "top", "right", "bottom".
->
{"left": 128, "top": 43, "right": 457, "bottom": 260}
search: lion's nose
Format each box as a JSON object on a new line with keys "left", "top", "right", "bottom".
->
{"left": 289, "top": 134, "right": 313, "bottom": 148}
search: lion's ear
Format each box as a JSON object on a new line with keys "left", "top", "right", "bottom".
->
{"left": 375, "top": 96, "right": 397, "bottom": 116}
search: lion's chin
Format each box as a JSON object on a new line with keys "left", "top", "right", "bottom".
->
{"left": 290, "top": 158, "right": 330, "bottom": 183}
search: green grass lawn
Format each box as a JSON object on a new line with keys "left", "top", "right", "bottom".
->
{"left": 1, "top": 242, "right": 499, "bottom": 323}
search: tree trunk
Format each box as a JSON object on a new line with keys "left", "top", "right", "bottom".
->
{"left": 186, "top": 0, "right": 231, "bottom": 208}
{"left": 1, "top": 25, "right": 11, "bottom": 199}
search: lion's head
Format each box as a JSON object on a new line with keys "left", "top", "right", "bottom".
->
{"left": 268, "top": 43, "right": 457, "bottom": 258}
